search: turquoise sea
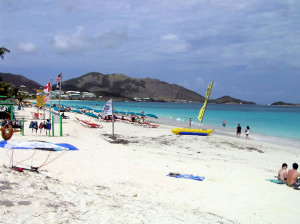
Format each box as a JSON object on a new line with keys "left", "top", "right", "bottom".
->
{"left": 53, "top": 100, "right": 300, "bottom": 145}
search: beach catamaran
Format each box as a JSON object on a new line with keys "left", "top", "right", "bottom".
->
{"left": 171, "top": 81, "right": 214, "bottom": 136}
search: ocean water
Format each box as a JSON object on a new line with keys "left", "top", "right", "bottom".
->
{"left": 53, "top": 100, "right": 300, "bottom": 143}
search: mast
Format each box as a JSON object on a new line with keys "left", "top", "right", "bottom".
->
{"left": 49, "top": 79, "right": 52, "bottom": 120}
{"left": 112, "top": 97, "right": 114, "bottom": 138}
{"left": 58, "top": 74, "right": 62, "bottom": 116}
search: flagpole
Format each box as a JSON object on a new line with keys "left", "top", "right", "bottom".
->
{"left": 112, "top": 97, "right": 114, "bottom": 138}
{"left": 49, "top": 79, "right": 52, "bottom": 120}
{"left": 58, "top": 73, "right": 62, "bottom": 116}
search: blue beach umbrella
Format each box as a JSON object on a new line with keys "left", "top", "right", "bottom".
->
{"left": 71, "top": 109, "right": 82, "bottom": 114}
{"left": 94, "top": 109, "right": 102, "bottom": 113}
{"left": 145, "top": 113, "right": 158, "bottom": 118}
{"left": 85, "top": 107, "right": 93, "bottom": 111}
{"left": 135, "top": 113, "right": 145, "bottom": 116}
{"left": 84, "top": 112, "right": 98, "bottom": 118}
{"left": 127, "top": 112, "right": 135, "bottom": 115}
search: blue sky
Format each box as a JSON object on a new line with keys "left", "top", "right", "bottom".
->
{"left": 1, "top": 0, "right": 300, "bottom": 104}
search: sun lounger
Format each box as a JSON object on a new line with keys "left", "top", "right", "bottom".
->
{"left": 76, "top": 118, "right": 102, "bottom": 128}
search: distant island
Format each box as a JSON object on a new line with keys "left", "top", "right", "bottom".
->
{"left": 1, "top": 72, "right": 255, "bottom": 104}
{"left": 209, "top": 96, "right": 255, "bottom": 105}
{"left": 271, "top": 101, "right": 299, "bottom": 106}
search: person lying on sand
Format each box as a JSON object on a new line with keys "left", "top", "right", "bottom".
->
{"left": 277, "top": 163, "right": 288, "bottom": 182}
{"left": 286, "top": 163, "right": 300, "bottom": 187}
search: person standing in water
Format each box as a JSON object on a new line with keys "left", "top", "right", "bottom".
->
{"left": 245, "top": 125, "right": 250, "bottom": 140}
{"left": 189, "top": 118, "right": 192, "bottom": 128}
{"left": 222, "top": 120, "right": 226, "bottom": 127}
{"left": 236, "top": 124, "right": 242, "bottom": 138}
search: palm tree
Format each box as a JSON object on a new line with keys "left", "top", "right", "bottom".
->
{"left": 0, "top": 46, "right": 10, "bottom": 59}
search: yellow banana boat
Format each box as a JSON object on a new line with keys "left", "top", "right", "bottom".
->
{"left": 172, "top": 128, "right": 214, "bottom": 136}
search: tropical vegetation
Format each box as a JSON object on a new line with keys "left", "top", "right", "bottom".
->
{"left": 0, "top": 46, "right": 10, "bottom": 60}
{"left": 0, "top": 47, "right": 26, "bottom": 101}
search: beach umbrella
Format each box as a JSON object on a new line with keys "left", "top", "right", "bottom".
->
{"left": 113, "top": 110, "right": 120, "bottom": 113}
{"left": 127, "top": 112, "right": 135, "bottom": 115}
{"left": 145, "top": 113, "right": 158, "bottom": 118}
{"left": 84, "top": 112, "right": 98, "bottom": 118}
{"left": 94, "top": 109, "right": 102, "bottom": 113}
{"left": 135, "top": 113, "right": 145, "bottom": 117}
{"left": 85, "top": 107, "right": 93, "bottom": 111}
{"left": 71, "top": 109, "right": 82, "bottom": 114}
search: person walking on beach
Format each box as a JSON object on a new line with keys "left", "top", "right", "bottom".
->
{"left": 278, "top": 163, "right": 288, "bottom": 182}
{"left": 245, "top": 125, "right": 250, "bottom": 140}
{"left": 189, "top": 118, "right": 192, "bottom": 128}
{"left": 286, "top": 163, "right": 300, "bottom": 188}
{"left": 236, "top": 124, "right": 241, "bottom": 138}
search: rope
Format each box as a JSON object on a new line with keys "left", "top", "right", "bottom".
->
{"left": 4, "top": 148, "right": 67, "bottom": 172}
{"left": 15, "top": 151, "right": 36, "bottom": 167}
{"left": 38, "top": 151, "right": 66, "bottom": 168}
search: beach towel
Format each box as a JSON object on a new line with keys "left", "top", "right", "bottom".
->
{"left": 167, "top": 173, "right": 205, "bottom": 181}
{"left": 266, "top": 179, "right": 285, "bottom": 184}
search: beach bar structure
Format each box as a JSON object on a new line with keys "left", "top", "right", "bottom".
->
{"left": 0, "top": 96, "right": 15, "bottom": 121}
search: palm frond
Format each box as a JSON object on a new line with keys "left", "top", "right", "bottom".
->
{"left": 0, "top": 47, "right": 11, "bottom": 59}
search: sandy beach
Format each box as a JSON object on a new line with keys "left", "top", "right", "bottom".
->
{"left": 0, "top": 107, "right": 299, "bottom": 224}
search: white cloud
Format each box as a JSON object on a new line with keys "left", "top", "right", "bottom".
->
{"left": 52, "top": 26, "right": 90, "bottom": 52}
{"left": 17, "top": 42, "right": 37, "bottom": 53}
{"left": 161, "top": 33, "right": 179, "bottom": 41}
{"left": 157, "top": 33, "right": 188, "bottom": 53}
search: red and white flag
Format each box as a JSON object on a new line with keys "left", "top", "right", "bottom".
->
{"left": 56, "top": 73, "right": 62, "bottom": 82}
{"left": 44, "top": 82, "right": 50, "bottom": 93}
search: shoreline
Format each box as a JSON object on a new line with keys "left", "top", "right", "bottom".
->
{"left": 26, "top": 100, "right": 300, "bottom": 150}
{"left": 52, "top": 100, "right": 300, "bottom": 143}
{"left": 154, "top": 116, "right": 300, "bottom": 151}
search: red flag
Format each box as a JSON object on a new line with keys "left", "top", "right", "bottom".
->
{"left": 56, "top": 73, "right": 62, "bottom": 82}
{"left": 44, "top": 82, "right": 50, "bottom": 93}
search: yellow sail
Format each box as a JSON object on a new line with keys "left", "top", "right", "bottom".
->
{"left": 197, "top": 81, "right": 214, "bottom": 122}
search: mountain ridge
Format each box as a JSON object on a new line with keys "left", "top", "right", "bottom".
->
{"left": 63, "top": 72, "right": 205, "bottom": 102}
{"left": 0, "top": 72, "right": 256, "bottom": 104}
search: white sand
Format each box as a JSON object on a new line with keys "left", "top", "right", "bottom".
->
{"left": 0, "top": 107, "right": 299, "bottom": 224}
